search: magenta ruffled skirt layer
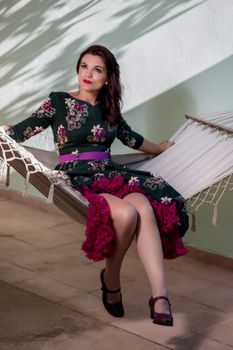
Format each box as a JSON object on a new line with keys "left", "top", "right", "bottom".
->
{"left": 77, "top": 176, "right": 188, "bottom": 262}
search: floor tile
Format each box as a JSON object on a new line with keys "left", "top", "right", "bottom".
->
{"left": 126, "top": 239, "right": 138, "bottom": 257}
{"left": 7, "top": 242, "right": 89, "bottom": 272}
{"left": 166, "top": 268, "right": 212, "bottom": 297}
{"left": 187, "top": 282, "right": 233, "bottom": 313}
{"left": 111, "top": 296, "right": 231, "bottom": 348}
{"left": 166, "top": 257, "right": 233, "bottom": 288}
{"left": 0, "top": 202, "right": 70, "bottom": 235}
{"left": 121, "top": 254, "right": 145, "bottom": 276}
{"left": 0, "top": 260, "right": 38, "bottom": 283}
{"left": 116, "top": 280, "right": 152, "bottom": 315}
{"left": 0, "top": 281, "right": 164, "bottom": 350}
{"left": 14, "top": 276, "right": 82, "bottom": 302}
{"left": 43, "top": 264, "right": 103, "bottom": 292}
{"left": 61, "top": 290, "right": 114, "bottom": 323}
{"left": 199, "top": 319, "right": 233, "bottom": 348}
{"left": 174, "top": 333, "right": 233, "bottom": 350}
{"left": 49, "top": 221, "right": 85, "bottom": 240}
{"left": 0, "top": 236, "right": 35, "bottom": 258}
{"left": 13, "top": 225, "right": 83, "bottom": 250}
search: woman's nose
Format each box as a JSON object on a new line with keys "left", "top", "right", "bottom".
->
{"left": 87, "top": 69, "right": 93, "bottom": 78}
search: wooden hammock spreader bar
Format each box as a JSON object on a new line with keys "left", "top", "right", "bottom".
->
{"left": 185, "top": 115, "right": 233, "bottom": 135}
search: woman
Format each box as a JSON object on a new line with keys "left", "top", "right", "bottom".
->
{"left": 3, "top": 45, "right": 189, "bottom": 326}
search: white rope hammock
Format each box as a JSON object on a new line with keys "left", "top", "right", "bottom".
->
{"left": 1, "top": 113, "right": 233, "bottom": 225}
{"left": 135, "top": 115, "right": 233, "bottom": 214}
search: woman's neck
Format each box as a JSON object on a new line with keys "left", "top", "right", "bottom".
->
{"left": 73, "top": 90, "right": 98, "bottom": 105}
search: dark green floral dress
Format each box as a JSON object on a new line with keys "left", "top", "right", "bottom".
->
{"left": 6, "top": 91, "right": 189, "bottom": 261}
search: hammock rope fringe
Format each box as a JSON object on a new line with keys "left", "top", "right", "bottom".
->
{"left": 1, "top": 112, "right": 233, "bottom": 226}
{"left": 0, "top": 160, "right": 10, "bottom": 187}
{"left": 0, "top": 127, "right": 88, "bottom": 224}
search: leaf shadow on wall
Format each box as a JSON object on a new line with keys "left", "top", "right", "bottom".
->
{"left": 1, "top": 0, "right": 206, "bottom": 123}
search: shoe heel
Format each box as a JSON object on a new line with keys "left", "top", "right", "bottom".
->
{"left": 148, "top": 297, "right": 153, "bottom": 319}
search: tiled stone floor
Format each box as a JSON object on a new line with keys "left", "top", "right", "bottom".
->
{"left": 0, "top": 194, "right": 233, "bottom": 350}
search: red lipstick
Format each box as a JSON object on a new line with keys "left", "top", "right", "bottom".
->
{"left": 83, "top": 79, "right": 92, "bottom": 84}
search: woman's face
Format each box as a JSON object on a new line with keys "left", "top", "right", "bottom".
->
{"left": 78, "top": 53, "right": 108, "bottom": 94}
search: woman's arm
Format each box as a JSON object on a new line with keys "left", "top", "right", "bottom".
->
{"left": 1, "top": 93, "right": 56, "bottom": 143}
{"left": 138, "top": 138, "right": 174, "bottom": 156}
{"left": 116, "top": 118, "right": 174, "bottom": 155}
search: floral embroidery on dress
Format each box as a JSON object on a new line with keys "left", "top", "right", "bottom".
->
{"left": 108, "top": 170, "right": 127, "bottom": 178}
{"left": 34, "top": 126, "right": 44, "bottom": 134}
{"left": 71, "top": 149, "right": 79, "bottom": 155}
{"left": 161, "top": 196, "right": 172, "bottom": 204}
{"left": 65, "top": 98, "right": 88, "bottom": 130}
{"left": 126, "top": 137, "right": 136, "bottom": 147}
{"left": 88, "top": 161, "right": 108, "bottom": 171}
{"left": 23, "top": 126, "right": 45, "bottom": 140}
{"left": 4, "top": 125, "right": 15, "bottom": 137}
{"left": 56, "top": 124, "right": 68, "bottom": 150}
{"left": 128, "top": 176, "right": 139, "bottom": 186}
{"left": 87, "top": 124, "right": 105, "bottom": 144}
{"left": 93, "top": 173, "right": 105, "bottom": 180}
{"left": 143, "top": 174, "right": 166, "bottom": 190}
{"left": 117, "top": 124, "right": 136, "bottom": 147}
{"left": 32, "top": 98, "right": 56, "bottom": 118}
{"left": 80, "top": 176, "right": 90, "bottom": 182}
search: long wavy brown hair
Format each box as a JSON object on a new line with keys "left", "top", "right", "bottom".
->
{"left": 76, "top": 45, "right": 123, "bottom": 125}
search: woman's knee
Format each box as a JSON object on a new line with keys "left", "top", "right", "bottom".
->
{"left": 124, "top": 193, "right": 154, "bottom": 219}
{"left": 116, "top": 202, "right": 138, "bottom": 230}
{"left": 100, "top": 193, "right": 138, "bottom": 231}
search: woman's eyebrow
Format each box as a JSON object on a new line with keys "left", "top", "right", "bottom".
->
{"left": 81, "top": 61, "right": 104, "bottom": 69}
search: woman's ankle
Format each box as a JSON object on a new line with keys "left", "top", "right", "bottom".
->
{"left": 104, "top": 269, "right": 121, "bottom": 290}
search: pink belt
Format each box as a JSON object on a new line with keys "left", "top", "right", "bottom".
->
{"left": 59, "top": 151, "right": 111, "bottom": 163}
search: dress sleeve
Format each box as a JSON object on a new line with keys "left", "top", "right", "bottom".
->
{"left": 4, "top": 92, "right": 56, "bottom": 143}
{"left": 116, "top": 118, "right": 144, "bottom": 149}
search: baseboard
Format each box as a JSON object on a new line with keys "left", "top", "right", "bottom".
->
{"left": 187, "top": 246, "right": 233, "bottom": 271}
{"left": 0, "top": 187, "right": 67, "bottom": 218}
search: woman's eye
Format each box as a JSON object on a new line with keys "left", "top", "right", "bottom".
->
{"left": 95, "top": 68, "right": 102, "bottom": 73}
{"left": 80, "top": 64, "right": 87, "bottom": 69}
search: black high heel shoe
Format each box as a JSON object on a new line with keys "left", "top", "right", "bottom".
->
{"left": 100, "top": 268, "right": 124, "bottom": 318}
{"left": 148, "top": 296, "right": 173, "bottom": 326}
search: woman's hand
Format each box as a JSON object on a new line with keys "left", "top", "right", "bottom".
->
{"left": 157, "top": 140, "right": 174, "bottom": 154}
{"left": 138, "top": 139, "right": 174, "bottom": 156}
{"left": 0, "top": 125, "right": 6, "bottom": 132}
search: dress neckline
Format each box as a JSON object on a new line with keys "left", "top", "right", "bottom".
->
{"left": 66, "top": 92, "right": 99, "bottom": 107}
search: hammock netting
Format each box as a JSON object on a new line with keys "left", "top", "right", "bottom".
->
{"left": 1, "top": 112, "right": 233, "bottom": 225}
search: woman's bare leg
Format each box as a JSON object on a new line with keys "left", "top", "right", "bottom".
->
{"left": 124, "top": 192, "right": 170, "bottom": 314}
{"left": 100, "top": 193, "right": 138, "bottom": 303}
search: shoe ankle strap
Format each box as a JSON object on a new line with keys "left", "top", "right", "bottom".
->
{"left": 105, "top": 287, "right": 121, "bottom": 294}
{"left": 150, "top": 296, "right": 171, "bottom": 306}
{"left": 100, "top": 269, "right": 121, "bottom": 294}
{"left": 102, "top": 285, "right": 121, "bottom": 294}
